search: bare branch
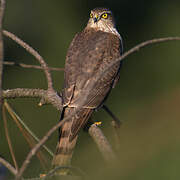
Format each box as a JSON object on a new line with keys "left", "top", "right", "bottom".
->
{"left": 0, "top": 0, "right": 5, "bottom": 106}
{"left": 88, "top": 124, "right": 116, "bottom": 161}
{"left": 103, "top": 37, "right": 180, "bottom": 82}
{"left": 3, "top": 61, "right": 64, "bottom": 71}
{"left": 0, "top": 156, "right": 17, "bottom": 176}
{"left": 4, "top": 101, "right": 53, "bottom": 157}
{"left": 3, "top": 30, "right": 54, "bottom": 90}
{"left": 2, "top": 103, "right": 19, "bottom": 170}
{"left": 4, "top": 101, "right": 49, "bottom": 169}
{"left": 2, "top": 88, "right": 63, "bottom": 111}
{"left": 121, "top": 37, "right": 180, "bottom": 61}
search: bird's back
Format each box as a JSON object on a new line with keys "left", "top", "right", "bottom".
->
{"left": 63, "top": 28, "right": 122, "bottom": 109}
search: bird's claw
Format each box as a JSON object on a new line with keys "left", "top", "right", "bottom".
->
{"left": 94, "top": 121, "right": 102, "bottom": 126}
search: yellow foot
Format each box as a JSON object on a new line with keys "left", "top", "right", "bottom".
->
{"left": 38, "top": 102, "right": 43, "bottom": 106}
{"left": 40, "top": 174, "right": 46, "bottom": 178}
{"left": 94, "top": 121, "right": 102, "bottom": 126}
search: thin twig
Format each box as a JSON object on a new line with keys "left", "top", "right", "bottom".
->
{"left": 88, "top": 124, "right": 116, "bottom": 161}
{"left": 102, "top": 105, "right": 121, "bottom": 128}
{"left": 2, "top": 30, "right": 54, "bottom": 90}
{"left": 97, "top": 37, "right": 180, "bottom": 84}
{"left": 0, "top": 156, "right": 17, "bottom": 175}
{"left": 4, "top": 101, "right": 50, "bottom": 169}
{"left": 3, "top": 61, "right": 64, "bottom": 71}
{"left": 44, "top": 166, "right": 86, "bottom": 179}
{"left": 0, "top": 0, "right": 6, "bottom": 106}
{"left": 4, "top": 101, "right": 53, "bottom": 157}
{"left": 2, "top": 103, "right": 19, "bottom": 170}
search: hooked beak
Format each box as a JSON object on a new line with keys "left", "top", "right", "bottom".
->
{"left": 93, "top": 15, "right": 99, "bottom": 23}
{"left": 93, "top": 17, "right": 98, "bottom": 23}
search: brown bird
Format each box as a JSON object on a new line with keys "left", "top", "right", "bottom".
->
{"left": 52, "top": 7, "right": 123, "bottom": 167}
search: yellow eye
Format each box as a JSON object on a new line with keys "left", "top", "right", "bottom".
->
{"left": 102, "top": 13, "right": 108, "bottom": 19}
{"left": 90, "top": 13, "right": 93, "bottom": 18}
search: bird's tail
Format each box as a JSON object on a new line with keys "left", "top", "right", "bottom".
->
{"left": 52, "top": 107, "right": 93, "bottom": 169}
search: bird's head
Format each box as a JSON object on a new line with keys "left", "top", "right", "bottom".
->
{"left": 86, "top": 7, "right": 116, "bottom": 33}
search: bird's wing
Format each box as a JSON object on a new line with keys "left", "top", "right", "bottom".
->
{"left": 63, "top": 29, "right": 123, "bottom": 110}
{"left": 62, "top": 29, "right": 123, "bottom": 138}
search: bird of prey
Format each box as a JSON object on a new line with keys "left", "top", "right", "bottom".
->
{"left": 53, "top": 7, "right": 123, "bottom": 167}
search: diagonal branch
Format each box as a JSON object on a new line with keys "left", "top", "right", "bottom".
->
{"left": 0, "top": 0, "right": 5, "bottom": 106}
{"left": 0, "top": 156, "right": 17, "bottom": 176}
{"left": 3, "top": 61, "right": 64, "bottom": 71}
{"left": 102, "top": 105, "right": 122, "bottom": 128}
{"left": 3, "top": 30, "right": 54, "bottom": 90}
{"left": 101, "top": 37, "right": 180, "bottom": 82}
{"left": 4, "top": 101, "right": 50, "bottom": 169}
{"left": 4, "top": 101, "right": 53, "bottom": 157}
{"left": 121, "top": 37, "right": 180, "bottom": 61}
{"left": 88, "top": 124, "right": 116, "bottom": 161}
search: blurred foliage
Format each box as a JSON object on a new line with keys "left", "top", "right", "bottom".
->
{"left": 1, "top": 0, "right": 180, "bottom": 179}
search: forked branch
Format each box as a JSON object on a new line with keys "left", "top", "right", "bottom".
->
{"left": 0, "top": 156, "right": 17, "bottom": 176}
{"left": 3, "top": 30, "right": 54, "bottom": 90}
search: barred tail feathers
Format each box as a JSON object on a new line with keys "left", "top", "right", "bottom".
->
{"left": 52, "top": 107, "right": 93, "bottom": 167}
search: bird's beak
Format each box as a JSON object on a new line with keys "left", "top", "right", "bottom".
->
{"left": 93, "top": 15, "right": 99, "bottom": 23}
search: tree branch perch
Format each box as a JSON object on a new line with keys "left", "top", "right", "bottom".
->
{"left": 88, "top": 124, "right": 116, "bottom": 161}
{"left": 2, "top": 88, "right": 63, "bottom": 111}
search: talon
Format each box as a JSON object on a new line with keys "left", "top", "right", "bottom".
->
{"left": 38, "top": 102, "right": 42, "bottom": 106}
{"left": 94, "top": 121, "right": 102, "bottom": 126}
{"left": 40, "top": 173, "right": 46, "bottom": 178}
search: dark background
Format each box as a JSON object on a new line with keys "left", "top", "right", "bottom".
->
{"left": 1, "top": 0, "right": 180, "bottom": 179}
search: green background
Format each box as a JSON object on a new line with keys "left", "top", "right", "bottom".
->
{"left": 1, "top": 0, "right": 180, "bottom": 179}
